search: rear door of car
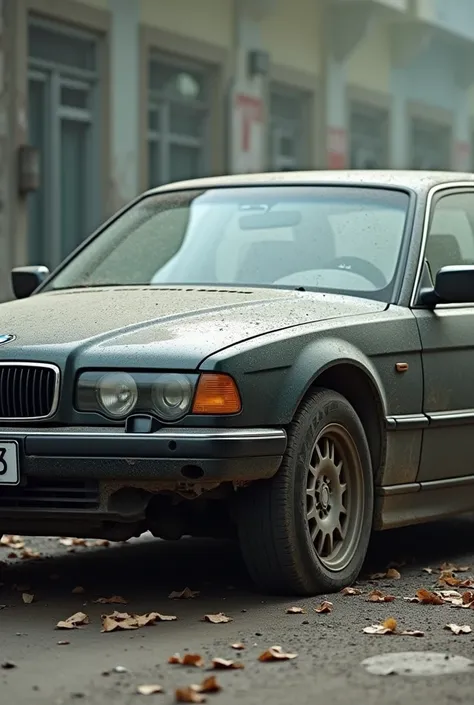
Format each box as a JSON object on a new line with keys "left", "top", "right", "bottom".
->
{"left": 413, "top": 186, "right": 474, "bottom": 482}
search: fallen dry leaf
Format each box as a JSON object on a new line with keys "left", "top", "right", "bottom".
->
{"left": 93, "top": 595, "right": 127, "bottom": 605}
{"left": 367, "top": 589, "right": 396, "bottom": 603}
{"left": 363, "top": 617, "right": 397, "bottom": 635}
{"left": 231, "top": 643, "right": 245, "bottom": 650}
{"left": 21, "top": 548, "right": 42, "bottom": 560}
{"left": 369, "top": 568, "right": 401, "bottom": 580}
{"left": 440, "top": 562, "right": 470, "bottom": 573}
{"left": 438, "top": 572, "right": 462, "bottom": 587}
{"left": 195, "top": 676, "right": 221, "bottom": 694}
{"left": 202, "top": 613, "right": 232, "bottom": 624}
{"left": 22, "top": 592, "right": 35, "bottom": 604}
{"left": 168, "top": 654, "right": 204, "bottom": 668}
{"left": 175, "top": 687, "right": 206, "bottom": 703}
{"left": 56, "top": 611, "right": 90, "bottom": 630}
{"left": 93, "top": 540, "right": 110, "bottom": 548}
{"left": 258, "top": 646, "right": 298, "bottom": 662}
{"left": 0, "top": 535, "right": 25, "bottom": 550}
{"left": 415, "top": 588, "right": 444, "bottom": 605}
{"left": 137, "top": 685, "right": 164, "bottom": 696}
{"left": 72, "top": 586, "right": 85, "bottom": 595}
{"left": 211, "top": 658, "right": 244, "bottom": 670}
{"left": 101, "top": 611, "right": 176, "bottom": 632}
{"left": 168, "top": 588, "right": 200, "bottom": 599}
{"left": 286, "top": 606, "right": 305, "bottom": 614}
{"left": 314, "top": 601, "right": 333, "bottom": 614}
{"left": 462, "top": 590, "right": 474, "bottom": 604}
{"left": 445, "top": 623, "right": 472, "bottom": 635}
{"left": 422, "top": 567, "right": 433, "bottom": 574}
{"left": 59, "top": 537, "right": 89, "bottom": 548}
{"left": 459, "top": 579, "right": 474, "bottom": 588}
{"left": 341, "top": 586, "right": 363, "bottom": 596}
{"left": 57, "top": 641, "right": 70, "bottom": 646}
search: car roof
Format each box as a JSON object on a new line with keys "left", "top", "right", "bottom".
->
{"left": 149, "top": 170, "right": 474, "bottom": 195}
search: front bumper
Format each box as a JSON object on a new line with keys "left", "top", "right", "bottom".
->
{"left": 0, "top": 426, "right": 286, "bottom": 523}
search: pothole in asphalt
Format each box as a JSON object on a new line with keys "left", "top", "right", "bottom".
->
{"left": 361, "top": 652, "right": 474, "bottom": 676}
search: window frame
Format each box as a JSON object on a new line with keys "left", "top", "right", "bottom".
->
{"left": 27, "top": 15, "right": 102, "bottom": 268}
{"left": 412, "top": 184, "right": 474, "bottom": 308}
{"left": 268, "top": 84, "right": 309, "bottom": 172}
{"left": 147, "top": 52, "right": 211, "bottom": 187}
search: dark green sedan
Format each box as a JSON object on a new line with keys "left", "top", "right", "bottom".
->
{"left": 1, "top": 170, "right": 473, "bottom": 596}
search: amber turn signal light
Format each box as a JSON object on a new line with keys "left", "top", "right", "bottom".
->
{"left": 192, "top": 374, "right": 242, "bottom": 415}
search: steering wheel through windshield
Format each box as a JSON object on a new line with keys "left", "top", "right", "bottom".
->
{"left": 320, "top": 256, "right": 387, "bottom": 289}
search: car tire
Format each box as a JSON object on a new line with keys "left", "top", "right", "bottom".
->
{"left": 237, "top": 388, "right": 374, "bottom": 596}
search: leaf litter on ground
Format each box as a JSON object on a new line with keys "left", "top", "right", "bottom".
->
{"left": 201, "top": 613, "right": 232, "bottom": 624}
{"left": 258, "top": 646, "right": 298, "bottom": 662}
{"left": 0, "top": 535, "right": 25, "bottom": 550}
{"left": 101, "top": 610, "right": 177, "bottom": 632}
{"left": 363, "top": 617, "right": 424, "bottom": 637}
{"left": 286, "top": 606, "right": 305, "bottom": 614}
{"left": 211, "top": 658, "right": 244, "bottom": 670}
{"left": 367, "top": 589, "right": 396, "bottom": 603}
{"left": 369, "top": 568, "right": 401, "bottom": 580}
{"left": 137, "top": 685, "right": 164, "bottom": 696}
{"left": 169, "top": 654, "right": 205, "bottom": 667}
{"left": 445, "top": 623, "right": 472, "bottom": 635}
{"left": 340, "top": 586, "right": 363, "bottom": 596}
{"left": 93, "top": 595, "right": 127, "bottom": 605}
{"left": 56, "top": 612, "right": 90, "bottom": 630}
{"left": 168, "top": 588, "right": 200, "bottom": 599}
{"left": 314, "top": 601, "right": 333, "bottom": 613}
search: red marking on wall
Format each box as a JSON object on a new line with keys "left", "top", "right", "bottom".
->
{"left": 235, "top": 94, "right": 263, "bottom": 152}
{"left": 327, "top": 127, "right": 347, "bottom": 169}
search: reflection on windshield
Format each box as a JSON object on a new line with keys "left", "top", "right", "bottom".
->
{"left": 47, "top": 185, "right": 410, "bottom": 302}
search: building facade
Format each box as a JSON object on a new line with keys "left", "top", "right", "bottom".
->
{"left": 1, "top": 0, "right": 474, "bottom": 300}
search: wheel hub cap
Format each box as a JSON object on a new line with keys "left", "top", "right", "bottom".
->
{"left": 319, "top": 482, "right": 330, "bottom": 510}
{"left": 305, "top": 423, "right": 364, "bottom": 572}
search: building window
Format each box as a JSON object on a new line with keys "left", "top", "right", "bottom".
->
{"left": 349, "top": 102, "right": 389, "bottom": 169}
{"left": 269, "top": 87, "right": 308, "bottom": 171}
{"left": 410, "top": 118, "right": 451, "bottom": 170}
{"left": 148, "top": 55, "right": 210, "bottom": 187}
{"left": 27, "top": 18, "right": 102, "bottom": 269}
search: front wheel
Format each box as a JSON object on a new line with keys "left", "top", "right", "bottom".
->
{"left": 237, "top": 388, "right": 374, "bottom": 595}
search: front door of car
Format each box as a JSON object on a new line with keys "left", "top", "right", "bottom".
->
{"left": 413, "top": 188, "right": 474, "bottom": 482}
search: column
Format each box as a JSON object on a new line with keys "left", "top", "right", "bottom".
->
{"left": 452, "top": 48, "right": 473, "bottom": 171}
{"left": 389, "top": 68, "right": 408, "bottom": 168}
{"left": 229, "top": 0, "right": 274, "bottom": 173}
{"left": 108, "top": 0, "right": 140, "bottom": 210}
{"left": 0, "top": 0, "right": 19, "bottom": 301}
{"left": 321, "top": 2, "right": 374, "bottom": 169}
{"left": 389, "top": 23, "right": 433, "bottom": 168}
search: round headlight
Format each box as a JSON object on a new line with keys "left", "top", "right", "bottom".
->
{"left": 151, "top": 373, "right": 194, "bottom": 420}
{"left": 96, "top": 372, "right": 138, "bottom": 419}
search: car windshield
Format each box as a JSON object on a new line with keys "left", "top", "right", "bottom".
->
{"left": 46, "top": 185, "right": 410, "bottom": 301}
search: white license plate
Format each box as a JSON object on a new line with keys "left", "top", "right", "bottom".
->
{"left": 0, "top": 441, "right": 20, "bottom": 485}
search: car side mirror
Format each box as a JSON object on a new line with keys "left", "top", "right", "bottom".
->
{"left": 11, "top": 265, "right": 50, "bottom": 299}
{"left": 420, "top": 265, "right": 474, "bottom": 306}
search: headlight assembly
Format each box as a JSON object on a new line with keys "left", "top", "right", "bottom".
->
{"left": 151, "top": 373, "right": 194, "bottom": 420}
{"left": 96, "top": 372, "right": 138, "bottom": 419}
{"left": 75, "top": 370, "right": 241, "bottom": 421}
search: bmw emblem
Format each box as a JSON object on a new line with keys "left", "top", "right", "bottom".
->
{"left": 0, "top": 334, "right": 15, "bottom": 346}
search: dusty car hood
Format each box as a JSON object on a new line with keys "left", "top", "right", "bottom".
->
{"left": 0, "top": 286, "right": 386, "bottom": 368}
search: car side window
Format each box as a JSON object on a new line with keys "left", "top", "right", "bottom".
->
{"left": 426, "top": 192, "right": 474, "bottom": 279}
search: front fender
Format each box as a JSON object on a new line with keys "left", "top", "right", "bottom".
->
{"left": 273, "top": 336, "right": 388, "bottom": 423}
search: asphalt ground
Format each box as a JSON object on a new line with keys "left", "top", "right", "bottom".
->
{"left": 2, "top": 516, "right": 474, "bottom": 705}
